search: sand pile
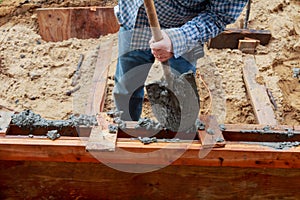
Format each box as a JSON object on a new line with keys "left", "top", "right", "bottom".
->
{"left": 0, "top": 9, "right": 102, "bottom": 119}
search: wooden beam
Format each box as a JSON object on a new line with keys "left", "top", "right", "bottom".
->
{"left": 86, "top": 126, "right": 117, "bottom": 152}
{"left": 85, "top": 37, "right": 115, "bottom": 115}
{"left": 118, "top": 116, "right": 225, "bottom": 147}
{"left": 37, "top": 7, "right": 120, "bottom": 42}
{"left": 208, "top": 28, "right": 271, "bottom": 49}
{"left": 1, "top": 135, "right": 300, "bottom": 169}
{"left": 198, "top": 115, "right": 225, "bottom": 148}
{"left": 243, "top": 55, "right": 277, "bottom": 125}
{"left": 7, "top": 125, "right": 79, "bottom": 137}
{"left": 118, "top": 120, "right": 197, "bottom": 140}
{"left": 223, "top": 124, "right": 300, "bottom": 142}
{"left": 238, "top": 39, "right": 260, "bottom": 54}
{"left": 1, "top": 161, "right": 300, "bottom": 199}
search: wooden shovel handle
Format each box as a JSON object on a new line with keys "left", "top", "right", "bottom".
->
{"left": 144, "top": 0, "right": 163, "bottom": 42}
{"left": 144, "top": 0, "right": 173, "bottom": 84}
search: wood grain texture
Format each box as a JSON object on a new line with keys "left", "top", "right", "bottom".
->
{"left": 238, "top": 39, "right": 259, "bottom": 54}
{"left": 1, "top": 136, "right": 300, "bottom": 169}
{"left": 209, "top": 28, "right": 271, "bottom": 49}
{"left": 198, "top": 115, "right": 226, "bottom": 148}
{"left": 223, "top": 124, "right": 300, "bottom": 142}
{"left": 85, "top": 37, "right": 116, "bottom": 115}
{"left": 86, "top": 126, "right": 117, "bottom": 152}
{"left": 243, "top": 55, "right": 277, "bottom": 125}
{"left": 0, "top": 160, "right": 299, "bottom": 199}
{"left": 37, "top": 8, "right": 71, "bottom": 42}
{"left": 37, "top": 7, "right": 120, "bottom": 42}
{"left": 144, "top": 0, "right": 163, "bottom": 41}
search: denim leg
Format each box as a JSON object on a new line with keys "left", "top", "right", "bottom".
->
{"left": 113, "top": 27, "right": 155, "bottom": 121}
{"left": 169, "top": 56, "right": 196, "bottom": 75}
{"left": 168, "top": 45, "right": 204, "bottom": 75}
{"left": 113, "top": 50, "right": 154, "bottom": 121}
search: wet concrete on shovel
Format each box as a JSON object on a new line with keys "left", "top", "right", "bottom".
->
{"left": 146, "top": 71, "right": 200, "bottom": 132}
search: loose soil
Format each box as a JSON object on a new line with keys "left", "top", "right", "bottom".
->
{"left": 0, "top": 0, "right": 299, "bottom": 125}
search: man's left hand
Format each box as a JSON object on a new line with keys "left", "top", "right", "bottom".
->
{"left": 149, "top": 31, "right": 174, "bottom": 62}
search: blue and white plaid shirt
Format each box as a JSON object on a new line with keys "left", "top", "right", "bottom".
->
{"left": 115, "top": 0, "right": 247, "bottom": 58}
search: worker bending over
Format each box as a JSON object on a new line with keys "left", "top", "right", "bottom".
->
{"left": 113, "top": 0, "right": 248, "bottom": 121}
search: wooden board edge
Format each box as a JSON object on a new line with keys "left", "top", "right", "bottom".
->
{"left": 85, "top": 37, "right": 115, "bottom": 115}
{"left": 198, "top": 115, "right": 226, "bottom": 148}
{"left": 243, "top": 55, "right": 277, "bottom": 125}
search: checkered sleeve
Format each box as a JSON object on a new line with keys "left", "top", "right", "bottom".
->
{"left": 165, "top": 0, "right": 248, "bottom": 58}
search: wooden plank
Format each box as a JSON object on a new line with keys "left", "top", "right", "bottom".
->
{"left": 1, "top": 161, "right": 300, "bottom": 200}
{"left": 243, "top": 55, "right": 277, "bottom": 125}
{"left": 70, "top": 7, "right": 119, "bottom": 39}
{"left": 208, "top": 28, "right": 271, "bottom": 49}
{"left": 118, "top": 121, "right": 197, "bottom": 140}
{"left": 119, "top": 116, "right": 224, "bottom": 142}
{"left": 37, "top": 8, "right": 71, "bottom": 42}
{"left": 7, "top": 125, "right": 79, "bottom": 137}
{"left": 0, "top": 111, "right": 13, "bottom": 135}
{"left": 223, "top": 124, "right": 300, "bottom": 142}
{"left": 238, "top": 39, "right": 259, "bottom": 54}
{"left": 85, "top": 37, "right": 115, "bottom": 115}
{"left": 86, "top": 113, "right": 117, "bottom": 151}
{"left": 85, "top": 126, "right": 117, "bottom": 152}
{"left": 37, "top": 7, "right": 120, "bottom": 42}
{"left": 1, "top": 135, "right": 300, "bottom": 168}
{"left": 198, "top": 115, "right": 226, "bottom": 148}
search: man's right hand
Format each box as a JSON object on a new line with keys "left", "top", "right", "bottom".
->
{"left": 149, "top": 30, "right": 174, "bottom": 62}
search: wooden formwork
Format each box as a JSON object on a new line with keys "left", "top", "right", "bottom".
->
{"left": 36, "top": 7, "right": 120, "bottom": 42}
{"left": 0, "top": 7, "right": 299, "bottom": 199}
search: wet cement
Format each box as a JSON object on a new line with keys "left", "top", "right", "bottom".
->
{"left": 11, "top": 110, "right": 98, "bottom": 129}
{"left": 107, "top": 110, "right": 127, "bottom": 130}
{"left": 136, "top": 137, "right": 182, "bottom": 145}
{"left": 293, "top": 68, "right": 300, "bottom": 78}
{"left": 108, "top": 124, "right": 118, "bottom": 133}
{"left": 135, "top": 117, "right": 162, "bottom": 131}
{"left": 240, "top": 126, "right": 300, "bottom": 138}
{"left": 269, "top": 141, "right": 300, "bottom": 149}
{"left": 138, "top": 136, "right": 158, "bottom": 144}
{"left": 195, "top": 119, "right": 206, "bottom": 130}
{"left": 146, "top": 71, "right": 200, "bottom": 132}
{"left": 244, "top": 141, "right": 300, "bottom": 150}
{"left": 46, "top": 130, "right": 60, "bottom": 140}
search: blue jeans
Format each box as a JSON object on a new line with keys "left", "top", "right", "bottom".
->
{"left": 113, "top": 28, "right": 203, "bottom": 121}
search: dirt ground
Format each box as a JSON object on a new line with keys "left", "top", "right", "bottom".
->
{"left": 0, "top": 0, "right": 299, "bottom": 125}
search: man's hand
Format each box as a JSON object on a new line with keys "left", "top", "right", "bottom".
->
{"left": 149, "top": 31, "right": 174, "bottom": 62}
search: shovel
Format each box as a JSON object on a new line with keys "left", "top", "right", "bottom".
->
{"left": 144, "top": 0, "right": 200, "bottom": 132}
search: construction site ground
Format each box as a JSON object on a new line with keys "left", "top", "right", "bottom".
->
{"left": 0, "top": 0, "right": 300, "bottom": 126}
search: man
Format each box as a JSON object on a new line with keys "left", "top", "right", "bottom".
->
{"left": 113, "top": 0, "right": 248, "bottom": 121}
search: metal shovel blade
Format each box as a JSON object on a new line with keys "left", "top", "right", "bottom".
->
{"left": 145, "top": 71, "right": 200, "bottom": 132}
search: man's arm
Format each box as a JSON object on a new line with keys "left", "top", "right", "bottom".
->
{"left": 155, "top": 0, "right": 248, "bottom": 58}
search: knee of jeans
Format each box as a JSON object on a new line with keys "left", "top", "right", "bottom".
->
{"left": 169, "top": 58, "right": 196, "bottom": 74}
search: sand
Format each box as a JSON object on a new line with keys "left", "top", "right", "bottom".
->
{"left": 198, "top": 0, "right": 300, "bottom": 125}
{"left": 0, "top": 5, "right": 104, "bottom": 119}
{"left": 0, "top": 0, "right": 299, "bottom": 125}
